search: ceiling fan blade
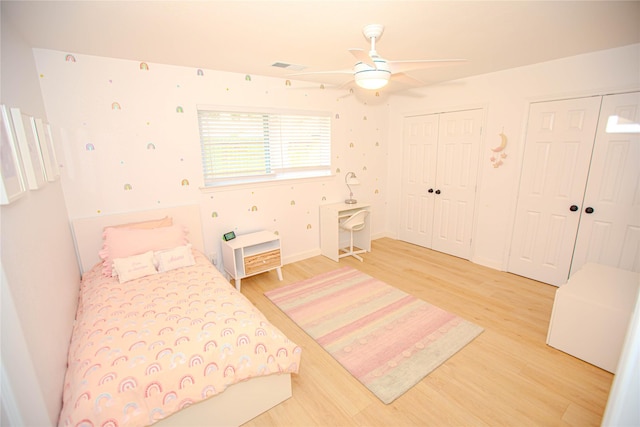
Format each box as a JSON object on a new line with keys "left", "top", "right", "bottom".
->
{"left": 392, "top": 72, "right": 425, "bottom": 87}
{"left": 348, "top": 48, "right": 374, "bottom": 68}
{"left": 338, "top": 79, "right": 356, "bottom": 89}
{"left": 337, "top": 89, "right": 355, "bottom": 100}
{"left": 388, "top": 59, "right": 467, "bottom": 74}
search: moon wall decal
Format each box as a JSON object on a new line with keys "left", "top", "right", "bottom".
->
{"left": 491, "top": 132, "right": 507, "bottom": 152}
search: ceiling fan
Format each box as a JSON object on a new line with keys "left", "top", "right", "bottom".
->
{"left": 290, "top": 24, "right": 467, "bottom": 91}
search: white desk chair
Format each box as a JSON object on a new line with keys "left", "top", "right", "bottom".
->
{"left": 339, "top": 210, "right": 369, "bottom": 261}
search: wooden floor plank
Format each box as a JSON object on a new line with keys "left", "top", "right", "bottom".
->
{"left": 240, "top": 238, "right": 613, "bottom": 426}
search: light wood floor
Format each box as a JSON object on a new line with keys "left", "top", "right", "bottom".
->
{"left": 239, "top": 238, "right": 613, "bottom": 427}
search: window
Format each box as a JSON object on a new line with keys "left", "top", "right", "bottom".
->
{"left": 197, "top": 107, "right": 331, "bottom": 187}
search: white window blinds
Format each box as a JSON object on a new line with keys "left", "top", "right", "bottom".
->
{"left": 198, "top": 108, "right": 331, "bottom": 187}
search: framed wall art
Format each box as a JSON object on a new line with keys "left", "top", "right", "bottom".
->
{"left": 33, "top": 118, "right": 60, "bottom": 181}
{"left": 10, "top": 108, "right": 46, "bottom": 190}
{"left": 1, "top": 105, "right": 26, "bottom": 204}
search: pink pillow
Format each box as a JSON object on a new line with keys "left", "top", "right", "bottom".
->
{"left": 99, "top": 225, "right": 188, "bottom": 277}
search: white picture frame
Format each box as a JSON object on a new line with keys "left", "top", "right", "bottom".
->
{"left": 33, "top": 118, "right": 60, "bottom": 181}
{"left": 10, "top": 108, "right": 46, "bottom": 190}
{"left": 0, "top": 105, "right": 26, "bottom": 204}
{"left": 45, "top": 123, "right": 61, "bottom": 179}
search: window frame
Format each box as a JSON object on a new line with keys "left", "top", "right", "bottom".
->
{"left": 197, "top": 105, "right": 332, "bottom": 188}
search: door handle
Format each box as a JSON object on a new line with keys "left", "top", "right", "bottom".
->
{"left": 428, "top": 188, "right": 434, "bottom": 193}
{"left": 585, "top": 207, "right": 594, "bottom": 214}
{"left": 435, "top": 189, "right": 441, "bottom": 195}
{"left": 569, "top": 205, "right": 579, "bottom": 212}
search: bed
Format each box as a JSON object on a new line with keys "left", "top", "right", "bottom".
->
{"left": 60, "top": 205, "right": 301, "bottom": 427}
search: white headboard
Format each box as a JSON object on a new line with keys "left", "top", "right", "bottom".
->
{"left": 71, "top": 205, "right": 205, "bottom": 274}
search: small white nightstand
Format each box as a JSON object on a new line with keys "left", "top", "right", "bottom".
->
{"left": 221, "top": 230, "right": 283, "bottom": 291}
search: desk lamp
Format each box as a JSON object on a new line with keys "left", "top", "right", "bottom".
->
{"left": 345, "top": 172, "right": 360, "bottom": 204}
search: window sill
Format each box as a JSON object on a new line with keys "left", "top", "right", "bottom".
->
{"left": 199, "top": 171, "right": 334, "bottom": 192}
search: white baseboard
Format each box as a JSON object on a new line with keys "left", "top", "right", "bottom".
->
{"left": 471, "top": 255, "right": 504, "bottom": 271}
{"left": 283, "top": 248, "right": 322, "bottom": 266}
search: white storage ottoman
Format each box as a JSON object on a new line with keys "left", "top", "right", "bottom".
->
{"left": 547, "top": 263, "right": 639, "bottom": 373}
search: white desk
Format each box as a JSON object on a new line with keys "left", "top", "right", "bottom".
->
{"left": 320, "top": 201, "right": 371, "bottom": 262}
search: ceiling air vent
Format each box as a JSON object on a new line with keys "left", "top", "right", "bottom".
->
{"left": 272, "top": 62, "right": 306, "bottom": 71}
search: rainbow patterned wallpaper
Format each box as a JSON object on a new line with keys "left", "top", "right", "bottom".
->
{"left": 34, "top": 49, "right": 388, "bottom": 262}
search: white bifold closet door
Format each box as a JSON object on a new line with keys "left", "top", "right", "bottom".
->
{"left": 399, "top": 109, "right": 483, "bottom": 260}
{"left": 509, "top": 92, "right": 640, "bottom": 286}
{"left": 570, "top": 92, "right": 640, "bottom": 275}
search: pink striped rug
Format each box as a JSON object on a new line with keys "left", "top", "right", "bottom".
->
{"left": 265, "top": 267, "right": 483, "bottom": 404}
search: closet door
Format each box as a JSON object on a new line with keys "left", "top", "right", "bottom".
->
{"left": 571, "top": 92, "right": 640, "bottom": 274}
{"left": 399, "top": 109, "right": 483, "bottom": 259}
{"left": 431, "top": 109, "right": 484, "bottom": 259}
{"left": 399, "top": 114, "right": 439, "bottom": 247}
{"left": 508, "top": 96, "right": 602, "bottom": 286}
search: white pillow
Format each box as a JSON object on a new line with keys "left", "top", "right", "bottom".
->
{"left": 112, "top": 251, "right": 158, "bottom": 283}
{"left": 155, "top": 244, "right": 196, "bottom": 273}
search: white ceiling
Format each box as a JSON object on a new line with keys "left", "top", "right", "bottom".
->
{"left": 3, "top": 1, "right": 640, "bottom": 93}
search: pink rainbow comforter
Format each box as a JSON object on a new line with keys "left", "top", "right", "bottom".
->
{"left": 58, "top": 251, "right": 301, "bottom": 427}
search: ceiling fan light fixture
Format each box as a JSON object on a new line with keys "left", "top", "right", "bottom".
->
{"left": 286, "top": 24, "right": 466, "bottom": 93}
{"left": 355, "top": 70, "right": 390, "bottom": 90}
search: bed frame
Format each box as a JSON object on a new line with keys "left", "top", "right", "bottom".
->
{"left": 70, "top": 204, "right": 292, "bottom": 426}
